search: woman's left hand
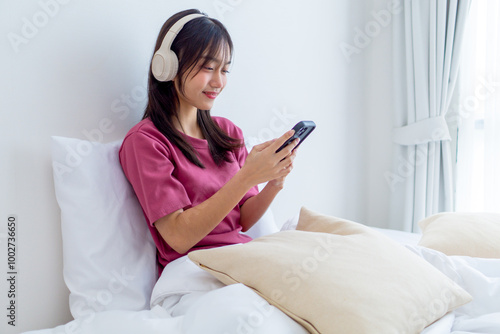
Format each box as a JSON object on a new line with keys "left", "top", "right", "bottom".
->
{"left": 267, "top": 148, "right": 297, "bottom": 190}
{"left": 239, "top": 145, "right": 297, "bottom": 232}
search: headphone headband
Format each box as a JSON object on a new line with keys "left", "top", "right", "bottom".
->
{"left": 152, "top": 13, "right": 205, "bottom": 82}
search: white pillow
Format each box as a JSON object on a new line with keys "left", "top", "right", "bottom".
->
{"left": 51, "top": 136, "right": 157, "bottom": 319}
{"left": 50, "top": 136, "right": 278, "bottom": 319}
{"left": 242, "top": 205, "right": 279, "bottom": 239}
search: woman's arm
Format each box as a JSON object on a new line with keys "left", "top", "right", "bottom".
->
{"left": 239, "top": 149, "right": 297, "bottom": 231}
{"left": 154, "top": 131, "right": 298, "bottom": 254}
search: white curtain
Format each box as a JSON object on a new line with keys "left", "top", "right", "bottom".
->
{"left": 389, "top": 0, "right": 472, "bottom": 232}
{"left": 455, "top": 0, "right": 500, "bottom": 213}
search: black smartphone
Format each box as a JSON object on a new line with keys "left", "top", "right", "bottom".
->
{"left": 276, "top": 121, "right": 316, "bottom": 153}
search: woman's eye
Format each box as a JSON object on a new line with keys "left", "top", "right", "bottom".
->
{"left": 204, "top": 66, "right": 214, "bottom": 71}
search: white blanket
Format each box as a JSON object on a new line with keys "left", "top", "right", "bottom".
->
{"left": 24, "top": 238, "right": 500, "bottom": 334}
{"left": 27, "top": 256, "right": 307, "bottom": 334}
{"left": 409, "top": 245, "right": 500, "bottom": 334}
{"left": 149, "top": 255, "right": 308, "bottom": 333}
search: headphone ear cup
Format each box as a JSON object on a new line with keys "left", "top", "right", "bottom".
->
{"left": 151, "top": 13, "right": 204, "bottom": 81}
{"left": 151, "top": 49, "right": 178, "bottom": 82}
{"left": 151, "top": 53, "right": 165, "bottom": 81}
{"left": 163, "top": 49, "right": 179, "bottom": 82}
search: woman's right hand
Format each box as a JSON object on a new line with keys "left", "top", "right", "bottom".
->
{"left": 239, "top": 130, "right": 299, "bottom": 187}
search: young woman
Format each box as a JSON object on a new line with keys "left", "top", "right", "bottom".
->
{"left": 119, "top": 9, "right": 298, "bottom": 274}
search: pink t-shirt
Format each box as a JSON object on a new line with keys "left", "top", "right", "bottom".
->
{"left": 119, "top": 117, "right": 258, "bottom": 272}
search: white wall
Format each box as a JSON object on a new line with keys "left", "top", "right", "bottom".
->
{"left": 358, "top": 0, "right": 400, "bottom": 228}
{"left": 0, "top": 0, "right": 395, "bottom": 332}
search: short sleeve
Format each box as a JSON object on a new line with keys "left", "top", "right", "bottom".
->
{"left": 227, "top": 124, "right": 259, "bottom": 205}
{"left": 119, "top": 132, "right": 192, "bottom": 226}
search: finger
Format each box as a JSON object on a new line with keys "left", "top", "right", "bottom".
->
{"left": 251, "top": 139, "right": 275, "bottom": 152}
{"left": 278, "top": 146, "right": 297, "bottom": 167}
{"left": 278, "top": 158, "right": 294, "bottom": 171}
{"left": 276, "top": 164, "right": 293, "bottom": 179}
{"left": 271, "top": 130, "right": 296, "bottom": 152}
{"left": 276, "top": 138, "right": 299, "bottom": 161}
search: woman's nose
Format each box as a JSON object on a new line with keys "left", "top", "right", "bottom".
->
{"left": 210, "top": 72, "right": 224, "bottom": 88}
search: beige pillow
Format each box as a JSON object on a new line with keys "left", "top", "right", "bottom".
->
{"left": 188, "top": 207, "right": 472, "bottom": 334}
{"left": 418, "top": 212, "right": 500, "bottom": 258}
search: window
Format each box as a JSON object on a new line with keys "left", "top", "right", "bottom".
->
{"left": 455, "top": 0, "right": 500, "bottom": 212}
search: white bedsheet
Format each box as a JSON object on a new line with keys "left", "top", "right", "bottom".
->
{"left": 24, "top": 230, "right": 500, "bottom": 334}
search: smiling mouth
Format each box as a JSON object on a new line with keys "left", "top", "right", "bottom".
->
{"left": 203, "top": 91, "right": 218, "bottom": 99}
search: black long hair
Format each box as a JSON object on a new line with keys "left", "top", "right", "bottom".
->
{"left": 143, "top": 9, "right": 241, "bottom": 168}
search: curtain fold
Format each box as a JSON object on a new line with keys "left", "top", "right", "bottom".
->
{"left": 389, "top": 0, "right": 472, "bottom": 232}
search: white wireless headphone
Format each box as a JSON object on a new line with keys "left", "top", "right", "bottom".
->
{"left": 151, "top": 13, "right": 205, "bottom": 82}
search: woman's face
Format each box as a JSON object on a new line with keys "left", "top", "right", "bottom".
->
{"left": 175, "top": 47, "right": 231, "bottom": 112}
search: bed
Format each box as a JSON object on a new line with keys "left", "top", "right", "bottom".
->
{"left": 23, "top": 136, "right": 500, "bottom": 334}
